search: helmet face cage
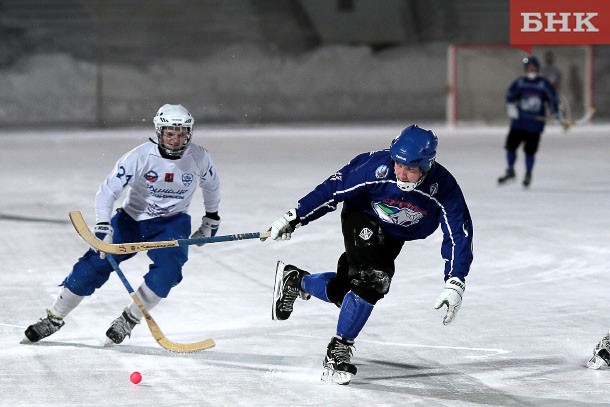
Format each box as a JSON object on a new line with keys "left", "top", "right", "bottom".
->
{"left": 390, "top": 124, "right": 438, "bottom": 173}
{"left": 153, "top": 104, "right": 194, "bottom": 158}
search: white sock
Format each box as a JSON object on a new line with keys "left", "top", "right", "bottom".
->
{"left": 49, "top": 286, "right": 85, "bottom": 318}
{"left": 126, "top": 283, "right": 162, "bottom": 320}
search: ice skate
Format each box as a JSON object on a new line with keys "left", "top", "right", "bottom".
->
{"left": 105, "top": 309, "right": 139, "bottom": 344}
{"left": 522, "top": 172, "right": 532, "bottom": 188}
{"left": 497, "top": 168, "right": 515, "bottom": 185}
{"left": 321, "top": 336, "right": 357, "bottom": 385}
{"left": 272, "top": 261, "right": 310, "bottom": 321}
{"left": 23, "top": 310, "right": 65, "bottom": 343}
{"left": 586, "top": 331, "right": 610, "bottom": 370}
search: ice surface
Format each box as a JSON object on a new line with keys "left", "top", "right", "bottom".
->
{"left": 1, "top": 123, "right": 610, "bottom": 406}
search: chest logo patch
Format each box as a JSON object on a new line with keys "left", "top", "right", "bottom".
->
{"left": 372, "top": 202, "right": 424, "bottom": 227}
{"left": 144, "top": 170, "right": 158, "bottom": 183}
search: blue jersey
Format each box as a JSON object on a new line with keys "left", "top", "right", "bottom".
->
{"left": 296, "top": 150, "right": 473, "bottom": 281}
{"left": 506, "top": 75, "right": 559, "bottom": 134}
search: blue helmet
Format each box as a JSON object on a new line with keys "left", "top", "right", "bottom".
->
{"left": 390, "top": 124, "right": 438, "bottom": 172}
{"left": 522, "top": 56, "right": 540, "bottom": 71}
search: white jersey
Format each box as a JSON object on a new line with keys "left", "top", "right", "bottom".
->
{"left": 94, "top": 142, "right": 220, "bottom": 223}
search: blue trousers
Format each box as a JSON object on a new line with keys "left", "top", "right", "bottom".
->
{"left": 63, "top": 209, "right": 190, "bottom": 298}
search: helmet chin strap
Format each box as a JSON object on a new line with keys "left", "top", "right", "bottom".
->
{"left": 396, "top": 172, "right": 427, "bottom": 192}
{"left": 526, "top": 72, "right": 538, "bottom": 80}
{"left": 148, "top": 136, "right": 187, "bottom": 159}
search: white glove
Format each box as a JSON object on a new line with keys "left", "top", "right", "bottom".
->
{"left": 269, "top": 208, "right": 300, "bottom": 240}
{"left": 434, "top": 277, "right": 465, "bottom": 326}
{"left": 554, "top": 114, "right": 571, "bottom": 130}
{"left": 93, "top": 222, "right": 114, "bottom": 259}
{"left": 190, "top": 214, "right": 221, "bottom": 246}
{"left": 506, "top": 103, "right": 519, "bottom": 119}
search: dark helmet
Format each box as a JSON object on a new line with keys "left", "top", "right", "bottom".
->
{"left": 390, "top": 124, "right": 438, "bottom": 172}
{"left": 522, "top": 56, "right": 540, "bottom": 71}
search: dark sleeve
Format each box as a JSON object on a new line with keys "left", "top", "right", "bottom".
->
{"left": 437, "top": 180, "right": 473, "bottom": 282}
{"left": 296, "top": 152, "right": 377, "bottom": 225}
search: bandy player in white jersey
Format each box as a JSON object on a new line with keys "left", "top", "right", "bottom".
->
{"left": 24, "top": 104, "right": 221, "bottom": 345}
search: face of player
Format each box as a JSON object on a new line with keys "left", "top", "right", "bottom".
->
{"left": 525, "top": 64, "right": 539, "bottom": 80}
{"left": 394, "top": 162, "right": 423, "bottom": 183}
{"left": 161, "top": 126, "right": 188, "bottom": 151}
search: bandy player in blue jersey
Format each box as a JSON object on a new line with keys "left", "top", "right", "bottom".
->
{"left": 24, "top": 104, "right": 221, "bottom": 345}
{"left": 498, "top": 55, "right": 566, "bottom": 188}
{"left": 266, "top": 124, "right": 473, "bottom": 384}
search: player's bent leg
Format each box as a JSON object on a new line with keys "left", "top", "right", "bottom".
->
{"left": 64, "top": 251, "right": 116, "bottom": 295}
{"left": 107, "top": 231, "right": 185, "bottom": 345}
{"left": 145, "top": 246, "right": 187, "bottom": 298}
{"left": 301, "top": 272, "right": 335, "bottom": 303}
{"left": 336, "top": 291, "right": 374, "bottom": 339}
{"left": 125, "top": 282, "right": 162, "bottom": 320}
{"left": 272, "top": 261, "right": 310, "bottom": 321}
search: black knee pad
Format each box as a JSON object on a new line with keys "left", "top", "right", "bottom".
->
{"left": 348, "top": 266, "right": 391, "bottom": 304}
{"left": 325, "top": 253, "right": 352, "bottom": 306}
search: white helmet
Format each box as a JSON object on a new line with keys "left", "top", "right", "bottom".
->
{"left": 152, "top": 104, "right": 194, "bottom": 158}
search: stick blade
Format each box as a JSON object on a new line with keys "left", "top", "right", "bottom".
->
{"left": 156, "top": 337, "right": 216, "bottom": 353}
{"left": 140, "top": 304, "right": 215, "bottom": 353}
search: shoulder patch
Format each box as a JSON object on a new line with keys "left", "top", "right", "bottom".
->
{"left": 375, "top": 165, "right": 389, "bottom": 179}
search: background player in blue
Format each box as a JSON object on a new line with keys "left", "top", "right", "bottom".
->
{"left": 266, "top": 125, "right": 473, "bottom": 385}
{"left": 498, "top": 55, "right": 566, "bottom": 188}
{"left": 24, "top": 104, "right": 221, "bottom": 345}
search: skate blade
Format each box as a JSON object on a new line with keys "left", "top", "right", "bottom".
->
{"left": 104, "top": 337, "right": 117, "bottom": 347}
{"left": 321, "top": 368, "right": 353, "bottom": 385}
{"left": 20, "top": 337, "right": 33, "bottom": 344}
{"left": 586, "top": 355, "right": 607, "bottom": 370}
{"left": 271, "top": 261, "right": 286, "bottom": 320}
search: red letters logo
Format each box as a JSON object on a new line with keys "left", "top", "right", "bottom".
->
{"left": 511, "top": 0, "right": 610, "bottom": 53}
